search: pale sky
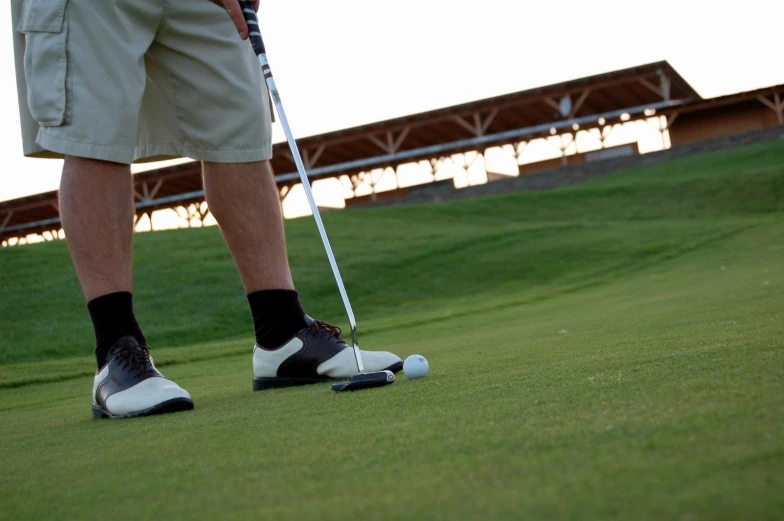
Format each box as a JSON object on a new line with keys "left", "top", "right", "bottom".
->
{"left": 2, "top": 0, "right": 783, "bottom": 203}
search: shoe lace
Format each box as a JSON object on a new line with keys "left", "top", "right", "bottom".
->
{"left": 112, "top": 343, "right": 155, "bottom": 378}
{"left": 310, "top": 320, "right": 345, "bottom": 343}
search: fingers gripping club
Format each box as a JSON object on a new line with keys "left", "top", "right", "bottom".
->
{"left": 238, "top": 1, "right": 265, "bottom": 54}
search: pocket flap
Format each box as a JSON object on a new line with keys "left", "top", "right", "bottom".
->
{"left": 18, "top": 0, "right": 68, "bottom": 33}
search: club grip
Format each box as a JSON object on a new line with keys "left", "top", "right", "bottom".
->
{"left": 238, "top": 0, "right": 265, "bottom": 55}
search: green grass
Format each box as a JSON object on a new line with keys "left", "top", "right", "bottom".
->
{"left": 1, "top": 141, "right": 783, "bottom": 520}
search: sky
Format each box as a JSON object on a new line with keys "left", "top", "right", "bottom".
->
{"left": 1, "top": 0, "right": 783, "bottom": 204}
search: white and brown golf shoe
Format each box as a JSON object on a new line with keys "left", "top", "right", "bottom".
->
{"left": 252, "top": 316, "right": 403, "bottom": 390}
{"left": 91, "top": 336, "right": 194, "bottom": 419}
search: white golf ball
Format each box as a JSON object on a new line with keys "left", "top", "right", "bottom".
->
{"left": 403, "top": 355, "right": 429, "bottom": 379}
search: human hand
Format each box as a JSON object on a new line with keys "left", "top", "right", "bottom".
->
{"left": 208, "top": 0, "right": 261, "bottom": 40}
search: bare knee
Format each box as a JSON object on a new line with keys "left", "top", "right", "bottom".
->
{"left": 202, "top": 160, "right": 276, "bottom": 219}
{"left": 63, "top": 156, "right": 131, "bottom": 176}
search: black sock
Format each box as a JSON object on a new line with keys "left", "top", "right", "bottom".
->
{"left": 87, "top": 291, "right": 147, "bottom": 369}
{"left": 248, "top": 289, "right": 308, "bottom": 349}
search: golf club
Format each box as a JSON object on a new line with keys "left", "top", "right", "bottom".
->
{"left": 238, "top": 1, "right": 394, "bottom": 392}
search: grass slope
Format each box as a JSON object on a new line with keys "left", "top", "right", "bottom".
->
{"left": 1, "top": 209, "right": 782, "bottom": 521}
{"left": 0, "top": 141, "right": 782, "bottom": 520}
{"left": 1, "top": 141, "right": 782, "bottom": 366}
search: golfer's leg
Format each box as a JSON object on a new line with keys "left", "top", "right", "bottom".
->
{"left": 152, "top": 2, "right": 402, "bottom": 384}
{"left": 59, "top": 158, "right": 134, "bottom": 301}
{"left": 15, "top": 0, "right": 163, "bottom": 371}
{"left": 146, "top": 2, "right": 310, "bottom": 350}
{"left": 60, "top": 157, "right": 151, "bottom": 373}
{"left": 37, "top": 0, "right": 165, "bottom": 372}
{"left": 15, "top": 2, "right": 193, "bottom": 422}
{"left": 203, "top": 160, "right": 403, "bottom": 385}
{"left": 58, "top": 157, "right": 192, "bottom": 418}
{"left": 202, "top": 161, "right": 294, "bottom": 293}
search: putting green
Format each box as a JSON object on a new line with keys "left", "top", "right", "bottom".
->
{"left": 1, "top": 141, "right": 782, "bottom": 520}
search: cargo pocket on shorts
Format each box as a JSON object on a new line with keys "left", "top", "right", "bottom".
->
{"left": 17, "top": 0, "right": 69, "bottom": 127}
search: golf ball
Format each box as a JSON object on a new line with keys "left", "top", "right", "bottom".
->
{"left": 403, "top": 355, "right": 429, "bottom": 379}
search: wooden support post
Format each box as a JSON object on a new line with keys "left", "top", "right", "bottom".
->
{"left": 1, "top": 211, "right": 13, "bottom": 229}
{"left": 757, "top": 93, "right": 784, "bottom": 125}
{"left": 367, "top": 128, "right": 410, "bottom": 154}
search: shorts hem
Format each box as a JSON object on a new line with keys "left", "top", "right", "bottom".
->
{"left": 135, "top": 143, "right": 273, "bottom": 164}
{"left": 32, "top": 132, "right": 273, "bottom": 164}
{"left": 36, "top": 130, "right": 135, "bottom": 164}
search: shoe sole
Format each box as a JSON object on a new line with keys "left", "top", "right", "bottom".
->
{"left": 91, "top": 397, "right": 194, "bottom": 420}
{"left": 253, "top": 360, "right": 404, "bottom": 391}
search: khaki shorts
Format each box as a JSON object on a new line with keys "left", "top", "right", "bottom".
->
{"left": 12, "top": 0, "right": 273, "bottom": 164}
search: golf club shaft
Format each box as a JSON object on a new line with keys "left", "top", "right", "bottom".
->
{"left": 239, "top": 1, "right": 364, "bottom": 373}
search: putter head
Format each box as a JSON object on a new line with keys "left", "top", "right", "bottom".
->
{"left": 331, "top": 370, "right": 395, "bottom": 392}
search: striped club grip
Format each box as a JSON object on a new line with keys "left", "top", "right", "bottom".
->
{"left": 238, "top": 0, "right": 266, "bottom": 55}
